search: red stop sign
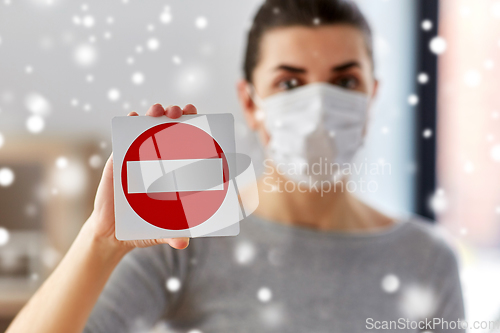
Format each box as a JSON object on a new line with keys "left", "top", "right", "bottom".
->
{"left": 121, "top": 122, "right": 229, "bottom": 230}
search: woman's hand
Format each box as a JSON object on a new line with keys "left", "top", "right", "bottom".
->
{"left": 85, "top": 103, "right": 198, "bottom": 253}
{"left": 6, "top": 103, "right": 199, "bottom": 333}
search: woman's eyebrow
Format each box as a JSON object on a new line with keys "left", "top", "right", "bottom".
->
{"left": 332, "top": 61, "right": 361, "bottom": 72}
{"left": 274, "top": 64, "right": 307, "bottom": 73}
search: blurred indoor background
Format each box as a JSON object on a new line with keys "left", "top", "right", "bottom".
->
{"left": 0, "top": 0, "right": 499, "bottom": 331}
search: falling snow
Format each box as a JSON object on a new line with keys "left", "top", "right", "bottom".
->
{"left": 464, "top": 161, "right": 474, "bottom": 174}
{"left": 147, "top": 38, "right": 160, "bottom": 51}
{"left": 235, "top": 241, "right": 256, "bottom": 265}
{"left": 166, "top": 277, "right": 181, "bottom": 292}
{"left": 82, "top": 15, "right": 95, "bottom": 28}
{"left": 381, "top": 274, "right": 400, "bottom": 293}
{"left": 25, "top": 92, "right": 51, "bottom": 116}
{"left": 55, "top": 156, "right": 68, "bottom": 169}
{"left": 400, "top": 285, "right": 436, "bottom": 320}
{"left": 0, "top": 227, "right": 10, "bottom": 246}
{"left": 172, "top": 55, "right": 182, "bottom": 65}
{"left": 429, "top": 188, "right": 448, "bottom": 214}
{"left": 132, "top": 72, "right": 145, "bottom": 85}
{"left": 42, "top": 247, "right": 62, "bottom": 268}
{"left": 257, "top": 287, "right": 272, "bottom": 303}
{"left": 89, "top": 154, "right": 103, "bottom": 168}
{"left": 407, "top": 94, "right": 419, "bottom": 106}
{"left": 0, "top": 167, "right": 15, "bottom": 187}
{"left": 422, "top": 128, "right": 432, "bottom": 139}
{"left": 74, "top": 44, "right": 97, "bottom": 66}
{"left": 108, "top": 88, "right": 121, "bottom": 102}
{"left": 492, "top": 2, "right": 500, "bottom": 19}
{"left": 195, "top": 16, "right": 208, "bottom": 29}
{"left": 254, "top": 109, "right": 265, "bottom": 122}
{"left": 421, "top": 19, "right": 433, "bottom": 31}
{"left": 417, "top": 73, "right": 429, "bottom": 84}
{"left": 491, "top": 144, "right": 500, "bottom": 162}
{"left": 53, "top": 162, "right": 88, "bottom": 196}
{"left": 484, "top": 59, "right": 495, "bottom": 70}
{"left": 463, "top": 70, "right": 481, "bottom": 87}
{"left": 429, "top": 36, "right": 447, "bottom": 55}
{"left": 160, "top": 7, "right": 172, "bottom": 24}
{"left": 26, "top": 115, "right": 45, "bottom": 133}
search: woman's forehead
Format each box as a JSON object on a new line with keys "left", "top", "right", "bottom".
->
{"left": 258, "top": 25, "right": 370, "bottom": 70}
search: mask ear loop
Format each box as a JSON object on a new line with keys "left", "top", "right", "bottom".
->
{"left": 245, "top": 83, "right": 266, "bottom": 123}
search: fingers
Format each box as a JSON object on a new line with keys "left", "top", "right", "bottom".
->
{"left": 165, "top": 237, "right": 190, "bottom": 250}
{"left": 165, "top": 105, "right": 183, "bottom": 119}
{"left": 146, "top": 104, "right": 165, "bottom": 117}
{"left": 183, "top": 104, "right": 197, "bottom": 115}
{"left": 127, "top": 111, "right": 139, "bottom": 117}
{"left": 144, "top": 104, "right": 197, "bottom": 119}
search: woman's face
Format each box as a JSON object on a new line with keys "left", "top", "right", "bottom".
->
{"left": 237, "top": 24, "right": 378, "bottom": 144}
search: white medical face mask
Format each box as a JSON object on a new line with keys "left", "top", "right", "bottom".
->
{"left": 253, "top": 82, "right": 369, "bottom": 183}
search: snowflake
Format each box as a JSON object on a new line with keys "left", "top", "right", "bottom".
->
{"left": 74, "top": 44, "right": 97, "bottom": 67}
{"left": 89, "top": 155, "right": 103, "bottom": 169}
{"left": 0, "top": 227, "right": 10, "bottom": 246}
{"left": 25, "top": 92, "right": 51, "bottom": 116}
{"left": 490, "top": 144, "right": 500, "bottom": 162}
{"left": 429, "top": 36, "right": 447, "bottom": 55}
{"left": 172, "top": 55, "right": 182, "bottom": 65}
{"left": 421, "top": 19, "right": 433, "bottom": 31}
{"left": 55, "top": 156, "right": 69, "bottom": 169}
{"left": 26, "top": 115, "right": 45, "bottom": 133}
{"left": 422, "top": 128, "right": 432, "bottom": 139}
{"left": 131, "top": 72, "right": 145, "bottom": 85}
{"left": 463, "top": 70, "right": 481, "bottom": 87}
{"left": 0, "top": 168, "right": 15, "bottom": 187}
{"left": 166, "top": 277, "right": 181, "bottom": 292}
{"left": 407, "top": 94, "right": 419, "bottom": 106}
{"left": 257, "top": 287, "right": 272, "bottom": 303}
{"left": 147, "top": 38, "right": 160, "bottom": 51}
{"left": 429, "top": 188, "right": 448, "bottom": 214}
{"left": 82, "top": 15, "right": 95, "bottom": 28}
{"left": 463, "top": 161, "right": 474, "bottom": 174}
{"left": 195, "top": 16, "right": 208, "bottom": 29}
{"left": 417, "top": 73, "right": 429, "bottom": 84}
{"left": 381, "top": 274, "right": 400, "bottom": 293}
{"left": 235, "top": 241, "right": 255, "bottom": 265}
{"left": 108, "top": 88, "right": 121, "bottom": 102}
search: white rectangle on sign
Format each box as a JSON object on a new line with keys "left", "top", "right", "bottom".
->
{"left": 127, "top": 158, "right": 224, "bottom": 193}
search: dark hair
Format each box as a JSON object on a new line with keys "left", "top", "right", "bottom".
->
{"left": 243, "top": 0, "right": 373, "bottom": 82}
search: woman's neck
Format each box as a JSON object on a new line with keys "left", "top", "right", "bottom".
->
{"left": 253, "top": 174, "right": 393, "bottom": 232}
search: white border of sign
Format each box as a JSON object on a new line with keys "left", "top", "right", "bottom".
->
{"left": 112, "top": 114, "right": 242, "bottom": 240}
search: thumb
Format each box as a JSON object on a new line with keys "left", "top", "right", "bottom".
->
{"left": 160, "top": 237, "right": 190, "bottom": 250}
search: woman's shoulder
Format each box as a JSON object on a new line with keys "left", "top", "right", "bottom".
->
{"left": 396, "top": 214, "right": 461, "bottom": 264}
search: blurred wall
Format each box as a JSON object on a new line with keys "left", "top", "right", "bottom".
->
{"left": 438, "top": 0, "right": 500, "bottom": 246}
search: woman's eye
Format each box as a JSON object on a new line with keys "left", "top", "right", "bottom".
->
{"left": 335, "top": 77, "right": 359, "bottom": 89}
{"left": 278, "top": 78, "right": 300, "bottom": 90}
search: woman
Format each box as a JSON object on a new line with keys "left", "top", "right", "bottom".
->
{"left": 7, "top": 0, "right": 465, "bottom": 332}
